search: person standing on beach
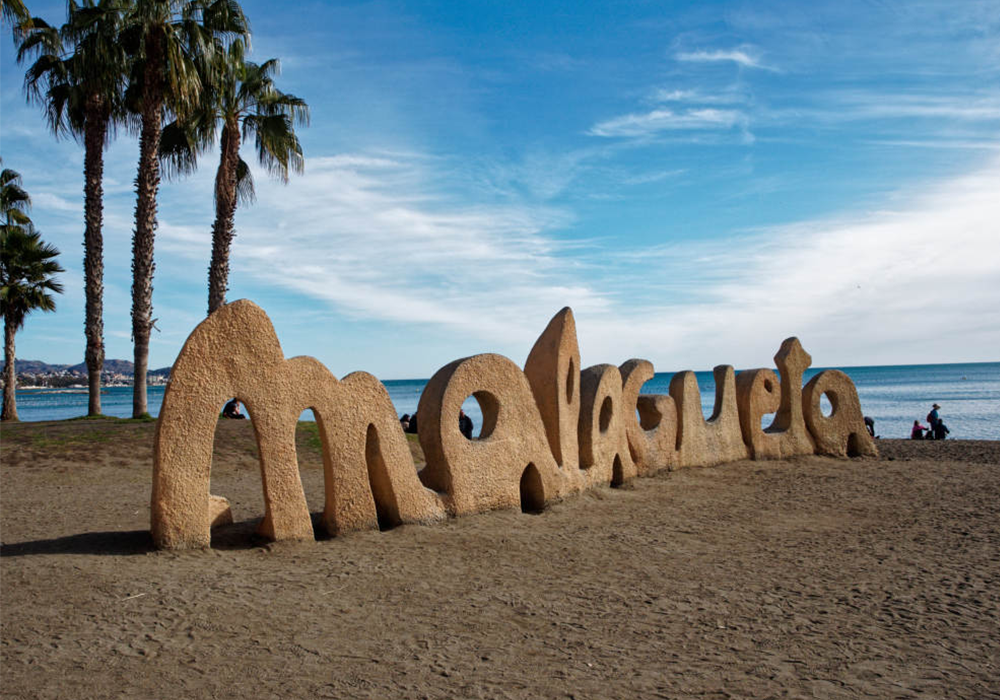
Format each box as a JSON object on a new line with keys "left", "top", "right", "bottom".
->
{"left": 926, "top": 403, "right": 941, "bottom": 439}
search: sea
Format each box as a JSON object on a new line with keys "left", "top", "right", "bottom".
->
{"left": 6, "top": 362, "right": 998, "bottom": 441}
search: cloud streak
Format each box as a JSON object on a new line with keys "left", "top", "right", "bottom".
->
{"left": 675, "top": 46, "right": 777, "bottom": 72}
{"left": 588, "top": 108, "right": 746, "bottom": 138}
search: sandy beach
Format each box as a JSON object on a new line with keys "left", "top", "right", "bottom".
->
{"left": 2, "top": 419, "right": 998, "bottom": 699}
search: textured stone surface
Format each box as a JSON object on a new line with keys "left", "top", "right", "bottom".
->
{"left": 765, "top": 338, "right": 818, "bottom": 459}
{"left": 803, "top": 370, "right": 879, "bottom": 458}
{"left": 578, "top": 364, "right": 636, "bottom": 486}
{"left": 636, "top": 394, "right": 679, "bottom": 471}
{"left": 670, "top": 365, "right": 749, "bottom": 468}
{"left": 735, "top": 368, "right": 782, "bottom": 459}
{"left": 417, "top": 353, "right": 563, "bottom": 516}
{"left": 524, "top": 307, "right": 581, "bottom": 470}
{"left": 620, "top": 359, "right": 677, "bottom": 475}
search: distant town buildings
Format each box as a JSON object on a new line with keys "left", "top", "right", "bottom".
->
{"left": 0, "top": 363, "right": 169, "bottom": 389}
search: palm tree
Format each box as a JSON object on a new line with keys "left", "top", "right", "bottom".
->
{"left": 1, "top": 165, "right": 65, "bottom": 421}
{"left": 19, "top": 0, "right": 128, "bottom": 417}
{"left": 0, "top": 162, "right": 31, "bottom": 226}
{"left": 121, "top": 0, "right": 248, "bottom": 417}
{"left": 161, "top": 38, "right": 308, "bottom": 315}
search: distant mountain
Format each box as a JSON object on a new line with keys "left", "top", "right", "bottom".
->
{"left": 1, "top": 359, "right": 171, "bottom": 376}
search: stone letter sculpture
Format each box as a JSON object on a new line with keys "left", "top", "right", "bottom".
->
{"left": 669, "top": 365, "right": 749, "bottom": 468}
{"left": 151, "top": 301, "right": 444, "bottom": 550}
{"left": 620, "top": 359, "right": 678, "bottom": 475}
{"left": 151, "top": 301, "right": 876, "bottom": 550}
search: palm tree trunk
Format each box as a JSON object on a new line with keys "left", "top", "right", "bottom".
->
{"left": 83, "top": 97, "right": 107, "bottom": 416}
{"left": 2, "top": 316, "right": 18, "bottom": 422}
{"left": 131, "top": 39, "right": 164, "bottom": 419}
{"left": 207, "top": 122, "right": 241, "bottom": 315}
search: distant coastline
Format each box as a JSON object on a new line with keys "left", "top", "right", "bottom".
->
{"left": 5, "top": 361, "right": 998, "bottom": 441}
{"left": 0, "top": 358, "right": 171, "bottom": 389}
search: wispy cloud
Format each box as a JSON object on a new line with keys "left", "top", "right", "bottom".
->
{"left": 650, "top": 87, "right": 749, "bottom": 105}
{"left": 765, "top": 91, "right": 1000, "bottom": 127}
{"left": 620, "top": 169, "right": 685, "bottom": 186}
{"left": 834, "top": 92, "right": 1000, "bottom": 121}
{"left": 160, "top": 151, "right": 610, "bottom": 348}
{"left": 573, "top": 157, "right": 1000, "bottom": 368}
{"left": 589, "top": 108, "right": 746, "bottom": 138}
{"left": 864, "top": 139, "right": 1000, "bottom": 151}
{"left": 675, "top": 46, "right": 777, "bottom": 72}
{"left": 31, "top": 191, "right": 83, "bottom": 213}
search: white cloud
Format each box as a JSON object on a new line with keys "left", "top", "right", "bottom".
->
{"left": 589, "top": 108, "right": 746, "bottom": 138}
{"left": 157, "top": 147, "right": 1000, "bottom": 373}
{"left": 650, "top": 87, "right": 749, "bottom": 105}
{"left": 865, "top": 139, "right": 1000, "bottom": 151}
{"left": 839, "top": 92, "right": 1000, "bottom": 121}
{"left": 766, "top": 91, "right": 1000, "bottom": 126}
{"left": 160, "top": 151, "right": 610, "bottom": 349}
{"left": 620, "top": 169, "right": 685, "bottom": 186}
{"left": 675, "top": 47, "right": 776, "bottom": 72}
{"left": 573, "top": 156, "right": 1000, "bottom": 369}
{"left": 30, "top": 192, "right": 79, "bottom": 213}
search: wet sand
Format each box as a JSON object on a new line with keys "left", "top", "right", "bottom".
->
{"left": 2, "top": 420, "right": 998, "bottom": 699}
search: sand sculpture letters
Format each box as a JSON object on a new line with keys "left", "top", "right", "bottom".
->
{"left": 151, "top": 300, "right": 877, "bottom": 550}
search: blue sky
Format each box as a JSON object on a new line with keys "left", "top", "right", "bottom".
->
{"left": 2, "top": 0, "right": 998, "bottom": 379}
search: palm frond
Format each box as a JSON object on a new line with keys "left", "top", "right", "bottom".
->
{"left": 159, "top": 118, "right": 210, "bottom": 180}
{"left": 234, "top": 156, "right": 255, "bottom": 206}
{"left": 0, "top": 225, "right": 64, "bottom": 329}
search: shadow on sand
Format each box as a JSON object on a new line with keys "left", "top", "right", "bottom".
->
{"left": 0, "top": 529, "right": 155, "bottom": 557}
{"left": 1, "top": 513, "right": 337, "bottom": 557}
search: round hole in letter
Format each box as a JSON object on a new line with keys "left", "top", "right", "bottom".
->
{"left": 760, "top": 412, "right": 777, "bottom": 430}
{"left": 599, "top": 396, "right": 613, "bottom": 433}
{"left": 820, "top": 391, "right": 837, "bottom": 418}
{"left": 460, "top": 390, "right": 500, "bottom": 440}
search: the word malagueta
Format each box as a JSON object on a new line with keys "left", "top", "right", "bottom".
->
{"left": 151, "top": 300, "right": 877, "bottom": 550}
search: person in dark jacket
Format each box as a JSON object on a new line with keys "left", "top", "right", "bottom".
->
{"left": 933, "top": 420, "right": 950, "bottom": 440}
{"left": 864, "top": 416, "right": 876, "bottom": 437}
{"left": 222, "top": 398, "right": 246, "bottom": 419}
{"left": 459, "top": 409, "right": 474, "bottom": 439}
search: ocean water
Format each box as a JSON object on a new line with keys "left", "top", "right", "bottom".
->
{"left": 5, "top": 362, "right": 998, "bottom": 440}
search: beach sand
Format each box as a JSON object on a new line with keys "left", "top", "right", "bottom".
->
{"left": 2, "top": 419, "right": 998, "bottom": 698}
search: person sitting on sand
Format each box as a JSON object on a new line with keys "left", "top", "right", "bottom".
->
{"left": 933, "top": 419, "right": 950, "bottom": 441}
{"left": 864, "top": 416, "right": 876, "bottom": 437}
{"left": 911, "top": 420, "right": 928, "bottom": 440}
{"left": 400, "top": 413, "right": 410, "bottom": 432}
{"left": 222, "top": 398, "right": 246, "bottom": 419}
{"left": 459, "top": 409, "right": 474, "bottom": 439}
